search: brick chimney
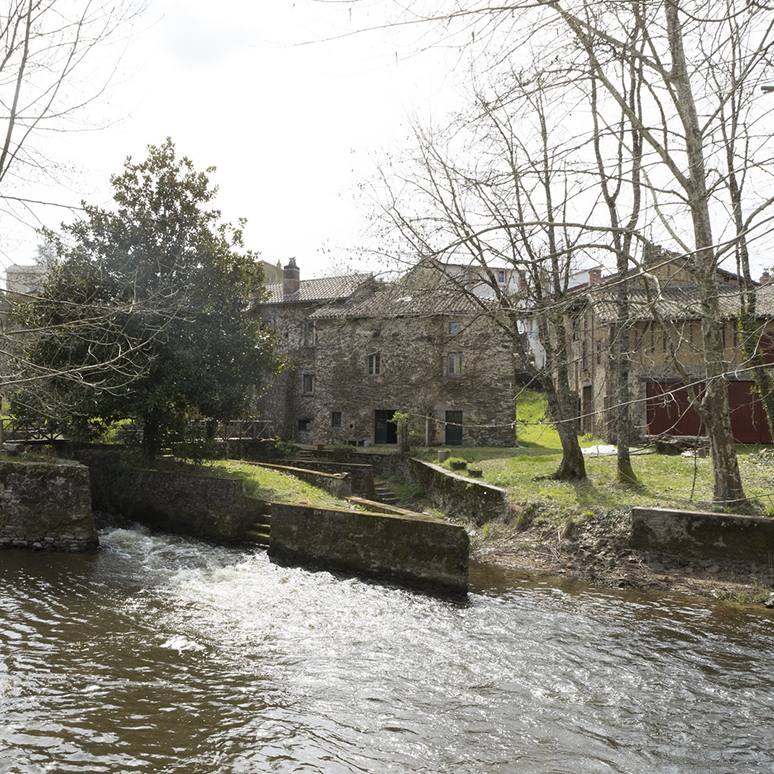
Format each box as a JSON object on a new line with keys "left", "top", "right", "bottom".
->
{"left": 760, "top": 271, "right": 771, "bottom": 285}
{"left": 588, "top": 267, "right": 602, "bottom": 285}
{"left": 283, "top": 257, "right": 300, "bottom": 298}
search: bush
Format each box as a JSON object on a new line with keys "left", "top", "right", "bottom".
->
{"left": 274, "top": 439, "right": 297, "bottom": 458}
{"left": 448, "top": 457, "right": 468, "bottom": 471}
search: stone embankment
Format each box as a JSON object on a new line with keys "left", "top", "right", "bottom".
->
{"left": 0, "top": 459, "right": 98, "bottom": 551}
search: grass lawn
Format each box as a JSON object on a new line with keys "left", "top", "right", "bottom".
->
{"left": 202, "top": 459, "right": 356, "bottom": 510}
{"left": 410, "top": 390, "right": 774, "bottom": 524}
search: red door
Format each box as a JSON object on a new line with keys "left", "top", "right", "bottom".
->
{"left": 727, "top": 381, "right": 772, "bottom": 444}
{"left": 646, "top": 382, "right": 704, "bottom": 437}
{"left": 646, "top": 380, "right": 772, "bottom": 443}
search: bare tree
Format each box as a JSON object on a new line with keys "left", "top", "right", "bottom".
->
{"left": 359, "top": 0, "right": 774, "bottom": 504}
{"left": 0, "top": 0, "right": 145, "bottom": 442}
{"left": 374, "top": 75, "right": 595, "bottom": 479}
{"left": 0, "top": 0, "right": 143, "bottom": 210}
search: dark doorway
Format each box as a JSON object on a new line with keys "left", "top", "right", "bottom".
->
{"left": 445, "top": 410, "right": 463, "bottom": 446}
{"left": 374, "top": 410, "right": 398, "bottom": 444}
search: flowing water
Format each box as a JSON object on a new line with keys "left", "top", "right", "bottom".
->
{"left": 1, "top": 526, "right": 773, "bottom": 773}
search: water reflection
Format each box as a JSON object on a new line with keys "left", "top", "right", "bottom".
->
{"left": 0, "top": 527, "right": 772, "bottom": 773}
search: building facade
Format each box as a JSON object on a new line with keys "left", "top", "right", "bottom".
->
{"left": 568, "top": 252, "right": 774, "bottom": 443}
{"left": 251, "top": 260, "right": 517, "bottom": 447}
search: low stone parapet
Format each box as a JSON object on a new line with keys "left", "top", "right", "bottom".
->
{"left": 407, "top": 457, "right": 508, "bottom": 525}
{"left": 273, "top": 459, "right": 375, "bottom": 498}
{"left": 0, "top": 460, "right": 98, "bottom": 552}
{"left": 268, "top": 502, "right": 469, "bottom": 594}
{"left": 631, "top": 506, "right": 774, "bottom": 564}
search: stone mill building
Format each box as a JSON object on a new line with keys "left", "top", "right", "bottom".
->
{"left": 250, "top": 259, "right": 517, "bottom": 447}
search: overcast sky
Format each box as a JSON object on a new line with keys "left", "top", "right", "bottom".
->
{"left": 1, "top": 0, "right": 459, "bottom": 278}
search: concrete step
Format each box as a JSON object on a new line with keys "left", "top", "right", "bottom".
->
{"left": 246, "top": 528, "right": 271, "bottom": 546}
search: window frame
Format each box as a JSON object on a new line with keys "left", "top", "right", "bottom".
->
{"left": 301, "top": 372, "right": 315, "bottom": 395}
{"left": 367, "top": 351, "right": 381, "bottom": 376}
{"left": 331, "top": 411, "right": 342, "bottom": 428}
{"left": 449, "top": 321, "right": 460, "bottom": 335}
{"left": 303, "top": 319, "right": 317, "bottom": 347}
{"left": 447, "top": 352, "right": 463, "bottom": 376}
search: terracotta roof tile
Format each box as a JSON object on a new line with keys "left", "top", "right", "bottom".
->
{"left": 310, "top": 285, "right": 492, "bottom": 320}
{"left": 260, "top": 274, "right": 371, "bottom": 305}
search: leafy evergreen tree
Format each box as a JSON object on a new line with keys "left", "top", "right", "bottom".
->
{"left": 16, "top": 139, "right": 277, "bottom": 461}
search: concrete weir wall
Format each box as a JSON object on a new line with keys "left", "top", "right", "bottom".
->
{"left": 268, "top": 502, "right": 470, "bottom": 594}
{"left": 0, "top": 460, "right": 98, "bottom": 551}
{"left": 631, "top": 506, "right": 774, "bottom": 564}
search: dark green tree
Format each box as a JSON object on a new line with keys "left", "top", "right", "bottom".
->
{"left": 15, "top": 139, "right": 277, "bottom": 461}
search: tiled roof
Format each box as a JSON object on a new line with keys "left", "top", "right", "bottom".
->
{"left": 310, "top": 284, "right": 492, "bottom": 320}
{"left": 259, "top": 273, "right": 371, "bottom": 305}
{"left": 590, "top": 283, "right": 774, "bottom": 323}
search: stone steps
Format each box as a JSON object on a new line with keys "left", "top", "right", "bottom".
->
{"left": 245, "top": 513, "right": 271, "bottom": 547}
{"left": 374, "top": 481, "right": 399, "bottom": 506}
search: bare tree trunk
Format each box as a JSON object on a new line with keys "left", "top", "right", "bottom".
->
{"left": 545, "top": 375, "right": 586, "bottom": 480}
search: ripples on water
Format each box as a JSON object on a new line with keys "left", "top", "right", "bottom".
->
{"left": 0, "top": 526, "right": 772, "bottom": 773}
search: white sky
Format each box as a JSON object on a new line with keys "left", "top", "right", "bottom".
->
{"left": 1, "top": 0, "right": 460, "bottom": 278}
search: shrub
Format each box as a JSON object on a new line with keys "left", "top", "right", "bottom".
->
{"left": 448, "top": 457, "right": 468, "bottom": 471}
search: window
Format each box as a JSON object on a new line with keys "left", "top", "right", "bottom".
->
{"left": 448, "top": 352, "right": 463, "bottom": 376}
{"left": 302, "top": 373, "right": 315, "bottom": 394}
{"left": 297, "top": 418, "right": 311, "bottom": 431}
{"left": 497, "top": 269, "right": 506, "bottom": 284}
{"left": 304, "top": 320, "right": 317, "bottom": 347}
{"left": 331, "top": 411, "right": 342, "bottom": 428}
{"left": 449, "top": 321, "right": 460, "bottom": 335}
{"left": 367, "top": 352, "right": 381, "bottom": 376}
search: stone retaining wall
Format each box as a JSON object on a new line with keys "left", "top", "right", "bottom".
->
{"left": 274, "top": 459, "right": 375, "bottom": 498}
{"left": 407, "top": 457, "right": 509, "bottom": 525}
{"left": 268, "top": 501, "right": 469, "bottom": 594}
{"left": 631, "top": 506, "right": 774, "bottom": 565}
{"left": 0, "top": 460, "right": 98, "bottom": 551}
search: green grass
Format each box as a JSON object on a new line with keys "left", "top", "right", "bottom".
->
{"left": 409, "top": 391, "right": 774, "bottom": 524}
{"left": 202, "top": 459, "right": 357, "bottom": 510}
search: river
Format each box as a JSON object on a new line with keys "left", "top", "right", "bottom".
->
{"left": 1, "top": 525, "right": 772, "bottom": 773}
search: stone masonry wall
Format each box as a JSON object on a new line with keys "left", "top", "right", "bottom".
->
{"left": 268, "top": 501, "right": 469, "bottom": 593}
{"left": 631, "top": 506, "right": 774, "bottom": 565}
{"left": 312, "top": 313, "right": 516, "bottom": 447}
{"left": 0, "top": 460, "right": 98, "bottom": 551}
{"left": 406, "top": 457, "right": 509, "bottom": 525}
{"left": 86, "top": 463, "right": 263, "bottom": 542}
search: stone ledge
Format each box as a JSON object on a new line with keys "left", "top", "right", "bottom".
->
{"left": 631, "top": 506, "right": 774, "bottom": 564}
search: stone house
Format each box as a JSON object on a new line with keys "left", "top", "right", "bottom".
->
{"left": 251, "top": 260, "right": 517, "bottom": 447}
{"left": 568, "top": 251, "right": 774, "bottom": 443}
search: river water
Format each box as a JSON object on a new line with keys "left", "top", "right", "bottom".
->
{"left": 1, "top": 526, "right": 773, "bottom": 773}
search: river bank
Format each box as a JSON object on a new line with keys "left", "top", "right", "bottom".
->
{"left": 471, "top": 507, "right": 774, "bottom": 607}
